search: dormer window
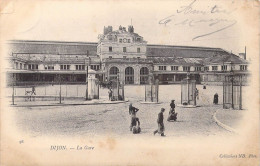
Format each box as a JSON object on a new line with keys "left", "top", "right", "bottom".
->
{"left": 128, "top": 39, "right": 130, "bottom": 43}
{"left": 119, "top": 39, "right": 122, "bottom": 43}
{"left": 136, "top": 38, "right": 141, "bottom": 42}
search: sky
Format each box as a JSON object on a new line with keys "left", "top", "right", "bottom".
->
{"left": 1, "top": 0, "right": 259, "bottom": 55}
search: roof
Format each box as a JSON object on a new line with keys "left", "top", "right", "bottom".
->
{"left": 146, "top": 45, "right": 227, "bottom": 58}
{"left": 8, "top": 40, "right": 97, "bottom": 56}
{"left": 204, "top": 54, "right": 248, "bottom": 64}
{"left": 8, "top": 40, "right": 246, "bottom": 62}
{"left": 11, "top": 53, "right": 101, "bottom": 64}
{"left": 151, "top": 57, "right": 203, "bottom": 65}
{"left": 103, "top": 58, "right": 153, "bottom": 64}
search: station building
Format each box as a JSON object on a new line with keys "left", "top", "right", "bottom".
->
{"left": 7, "top": 25, "right": 249, "bottom": 86}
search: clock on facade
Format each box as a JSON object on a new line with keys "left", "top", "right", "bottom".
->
{"left": 123, "top": 38, "right": 127, "bottom": 43}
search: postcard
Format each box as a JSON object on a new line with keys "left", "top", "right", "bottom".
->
{"left": 0, "top": 0, "right": 259, "bottom": 165}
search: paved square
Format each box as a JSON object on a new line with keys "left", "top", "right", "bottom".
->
{"left": 12, "top": 85, "right": 246, "bottom": 137}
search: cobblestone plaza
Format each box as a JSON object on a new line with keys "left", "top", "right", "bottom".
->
{"left": 12, "top": 84, "right": 247, "bottom": 137}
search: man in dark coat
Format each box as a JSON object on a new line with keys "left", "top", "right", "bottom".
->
{"left": 170, "top": 100, "right": 175, "bottom": 112}
{"left": 132, "top": 117, "right": 141, "bottom": 134}
{"left": 108, "top": 89, "right": 112, "bottom": 101}
{"left": 129, "top": 103, "right": 139, "bottom": 131}
{"left": 153, "top": 108, "right": 165, "bottom": 136}
{"left": 213, "top": 93, "right": 219, "bottom": 104}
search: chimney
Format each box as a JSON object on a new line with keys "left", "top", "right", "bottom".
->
{"left": 128, "top": 25, "right": 134, "bottom": 33}
{"left": 122, "top": 27, "right": 126, "bottom": 31}
{"left": 119, "top": 25, "right": 122, "bottom": 30}
{"left": 107, "top": 26, "right": 113, "bottom": 33}
{"left": 104, "top": 26, "right": 113, "bottom": 35}
{"left": 103, "top": 26, "right": 107, "bottom": 35}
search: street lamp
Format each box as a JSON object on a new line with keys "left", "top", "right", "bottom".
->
{"left": 230, "top": 67, "right": 234, "bottom": 109}
{"left": 11, "top": 52, "right": 15, "bottom": 105}
{"left": 59, "top": 74, "right": 62, "bottom": 104}
{"left": 85, "top": 56, "right": 91, "bottom": 100}
{"left": 117, "top": 73, "right": 120, "bottom": 100}
{"left": 12, "top": 73, "right": 15, "bottom": 105}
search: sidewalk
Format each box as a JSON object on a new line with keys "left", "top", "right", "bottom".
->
{"left": 9, "top": 96, "right": 129, "bottom": 107}
{"left": 214, "top": 109, "right": 246, "bottom": 133}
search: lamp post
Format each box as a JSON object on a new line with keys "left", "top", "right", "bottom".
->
{"left": 59, "top": 74, "right": 62, "bottom": 104}
{"left": 85, "top": 56, "right": 91, "bottom": 100}
{"left": 11, "top": 52, "right": 15, "bottom": 105}
{"left": 12, "top": 73, "right": 15, "bottom": 105}
{"left": 239, "top": 75, "right": 242, "bottom": 110}
{"left": 186, "top": 71, "right": 190, "bottom": 105}
{"left": 230, "top": 68, "right": 234, "bottom": 109}
{"left": 85, "top": 58, "right": 88, "bottom": 100}
{"left": 117, "top": 73, "right": 119, "bottom": 100}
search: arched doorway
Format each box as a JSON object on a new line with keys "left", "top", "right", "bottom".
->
{"left": 109, "top": 66, "right": 119, "bottom": 81}
{"left": 125, "top": 67, "right": 134, "bottom": 84}
{"left": 140, "top": 67, "right": 149, "bottom": 84}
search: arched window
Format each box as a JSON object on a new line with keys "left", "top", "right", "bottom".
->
{"left": 125, "top": 67, "right": 134, "bottom": 84}
{"left": 109, "top": 66, "right": 119, "bottom": 81}
{"left": 140, "top": 67, "right": 149, "bottom": 84}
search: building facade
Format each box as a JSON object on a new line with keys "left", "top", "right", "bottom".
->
{"left": 6, "top": 25, "right": 250, "bottom": 86}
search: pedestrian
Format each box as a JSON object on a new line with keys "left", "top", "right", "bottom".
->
{"left": 167, "top": 108, "right": 178, "bottom": 121}
{"left": 203, "top": 84, "right": 206, "bottom": 89}
{"left": 32, "top": 86, "right": 36, "bottom": 95}
{"left": 170, "top": 100, "right": 175, "bottom": 112}
{"left": 108, "top": 89, "right": 112, "bottom": 101}
{"left": 131, "top": 117, "right": 141, "bottom": 134}
{"left": 213, "top": 93, "right": 218, "bottom": 104}
{"left": 129, "top": 103, "right": 139, "bottom": 131}
{"left": 154, "top": 108, "right": 166, "bottom": 136}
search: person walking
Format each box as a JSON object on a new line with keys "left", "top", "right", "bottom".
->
{"left": 170, "top": 100, "right": 175, "bottom": 112}
{"left": 129, "top": 103, "right": 139, "bottom": 131}
{"left": 32, "top": 86, "right": 36, "bottom": 95}
{"left": 108, "top": 89, "right": 112, "bottom": 101}
{"left": 154, "top": 108, "right": 166, "bottom": 136}
{"left": 213, "top": 93, "right": 219, "bottom": 104}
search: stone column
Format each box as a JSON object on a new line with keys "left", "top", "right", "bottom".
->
{"left": 106, "top": 65, "right": 111, "bottom": 81}
{"left": 88, "top": 72, "right": 98, "bottom": 99}
{"left": 119, "top": 65, "right": 125, "bottom": 84}
{"left": 134, "top": 66, "right": 140, "bottom": 84}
